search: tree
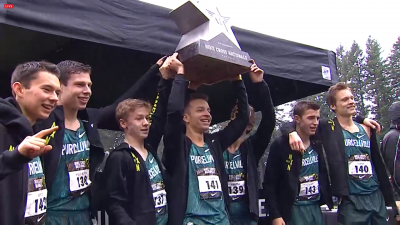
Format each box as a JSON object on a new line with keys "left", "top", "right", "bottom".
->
{"left": 345, "top": 41, "right": 369, "bottom": 116}
{"left": 336, "top": 45, "right": 347, "bottom": 82}
{"left": 365, "top": 36, "right": 393, "bottom": 138}
{"left": 388, "top": 36, "right": 400, "bottom": 101}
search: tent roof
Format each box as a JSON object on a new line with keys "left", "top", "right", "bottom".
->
{"left": 0, "top": 0, "right": 338, "bottom": 124}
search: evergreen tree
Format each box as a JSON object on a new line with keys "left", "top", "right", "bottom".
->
{"left": 388, "top": 36, "right": 400, "bottom": 101}
{"left": 365, "top": 36, "right": 392, "bottom": 138}
{"left": 345, "top": 41, "right": 369, "bottom": 116}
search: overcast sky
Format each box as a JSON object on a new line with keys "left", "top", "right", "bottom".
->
{"left": 141, "top": 0, "right": 399, "bottom": 58}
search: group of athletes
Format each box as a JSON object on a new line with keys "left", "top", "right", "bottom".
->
{"left": 0, "top": 52, "right": 397, "bottom": 225}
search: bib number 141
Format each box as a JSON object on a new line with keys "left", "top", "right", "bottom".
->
{"left": 198, "top": 175, "right": 222, "bottom": 193}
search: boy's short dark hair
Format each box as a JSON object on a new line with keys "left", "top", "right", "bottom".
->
{"left": 11, "top": 61, "right": 60, "bottom": 96}
{"left": 57, "top": 60, "right": 91, "bottom": 85}
{"left": 184, "top": 92, "right": 209, "bottom": 108}
{"left": 293, "top": 100, "right": 320, "bottom": 117}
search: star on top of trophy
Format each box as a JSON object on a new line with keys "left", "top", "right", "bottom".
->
{"left": 170, "top": 0, "right": 241, "bottom": 51}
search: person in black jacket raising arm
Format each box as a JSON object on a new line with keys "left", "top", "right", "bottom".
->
{"left": 162, "top": 53, "right": 249, "bottom": 225}
{"left": 104, "top": 58, "right": 173, "bottom": 225}
{"left": 34, "top": 57, "right": 168, "bottom": 224}
{"left": 264, "top": 101, "right": 333, "bottom": 225}
{"left": 223, "top": 60, "right": 275, "bottom": 225}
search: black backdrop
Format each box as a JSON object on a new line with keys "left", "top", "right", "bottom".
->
{"left": 0, "top": 0, "right": 338, "bottom": 123}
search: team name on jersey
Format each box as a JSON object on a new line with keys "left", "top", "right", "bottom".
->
{"left": 190, "top": 155, "right": 214, "bottom": 165}
{"left": 28, "top": 161, "right": 43, "bottom": 176}
{"left": 344, "top": 139, "right": 370, "bottom": 148}
{"left": 148, "top": 164, "right": 161, "bottom": 180}
{"left": 302, "top": 155, "right": 318, "bottom": 167}
{"left": 225, "top": 160, "right": 243, "bottom": 170}
{"left": 62, "top": 140, "right": 90, "bottom": 155}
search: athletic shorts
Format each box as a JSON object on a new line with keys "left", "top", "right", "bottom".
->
{"left": 337, "top": 190, "right": 389, "bottom": 225}
{"left": 289, "top": 203, "right": 324, "bottom": 225}
{"left": 45, "top": 210, "right": 92, "bottom": 225}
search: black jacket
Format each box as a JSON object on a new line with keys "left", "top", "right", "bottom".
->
{"left": 236, "top": 81, "right": 275, "bottom": 220}
{"left": 0, "top": 97, "right": 38, "bottom": 225}
{"left": 162, "top": 75, "right": 249, "bottom": 225}
{"left": 33, "top": 64, "right": 162, "bottom": 217}
{"left": 104, "top": 77, "right": 171, "bottom": 225}
{"left": 263, "top": 135, "right": 333, "bottom": 223}
{"left": 381, "top": 124, "right": 400, "bottom": 195}
{"left": 281, "top": 118, "right": 396, "bottom": 209}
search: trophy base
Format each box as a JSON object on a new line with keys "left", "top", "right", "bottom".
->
{"left": 177, "top": 38, "right": 252, "bottom": 84}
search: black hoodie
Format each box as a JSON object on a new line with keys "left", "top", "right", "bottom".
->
{"left": 0, "top": 97, "right": 37, "bottom": 225}
{"left": 162, "top": 75, "right": 249, "bottom": 225}
{"left": 33, "top": 63, "right": 163, "bottom": 218}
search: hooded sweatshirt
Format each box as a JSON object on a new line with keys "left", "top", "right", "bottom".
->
{"left": 0, "top": 97, "right": 37, "bottom": 225}
{"left": 381, "top": 102, "right": 400, "bottom": 195}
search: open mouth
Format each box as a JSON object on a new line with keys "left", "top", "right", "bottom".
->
{"left": 200, "top": 119, "right": 210, "bottom": 123}
{"left": 78, "top": 97, "right": 89, "bottom": 103}
{"left": 42, "top": 104, "right": 54, "bottom": 111}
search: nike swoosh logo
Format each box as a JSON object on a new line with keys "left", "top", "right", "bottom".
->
{"left": 232, "top": 197, "right": 240, "bottom": 200}
{"left": 150, "top": 157, "right": 154, "bottom": 163}
{"left": 309, "top": 149, "right": 313, "bottom": 154}
{"left": 37, "top": 214, "right": 45, "bottom": 223}
{"left": 205, "top": 149, "right": 210, "bottom": 152}
{"left": 233, "top": 154, "right": 241, "bottom": 159}
{"left": 157, "top": 208, "right": 163, "bottom": 213}
{"left": 78, "top": 132, "right": 86, "bottom": 138}
{"left": 357, "top": 134, "right": 365, "bottom": 139}
{"left": 211, "top": 192, "right": 217, "bottom": 197}
{"left": 386, "top": 217, "right": 389, "bottom": 221}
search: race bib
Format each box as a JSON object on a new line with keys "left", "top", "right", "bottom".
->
{"left": 297, "top": 174, "right": 319, "bottom": 201}
{"left": 299, "top": 181, "right": 319, "bottom": 197}
{"left": 67, "top": 160, "right": 91, "bottom": 193}
{"left": 197, "top": 167, "right": 222, "bottom": 199}
{"left": 153, "top": 190, "right": 167, "bottom": 208}
{"left": 348, "top": 154, "right": 373, "bottom": 180}
{"left": 228, "top": 181, "right": 245, "bottom": 198}
{"left": 25, "top": 176, "right": 47, "bottom": 225}
{"left": 25, "top": 189, "right": 47, "bottom": 217}
{"left": 151, "top": 182, "right": 167, "bottom": 214}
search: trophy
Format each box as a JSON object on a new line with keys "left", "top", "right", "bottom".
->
{"left": 170, "top": 0, "right": 252, "bottom": 84}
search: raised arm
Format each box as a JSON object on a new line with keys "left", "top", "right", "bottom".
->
{"left": 247, "top": 61, "right": 276, "bottom": 162}
{"left": 212, "top": 76, "right": 249, "bottom": 150}
{"left": 162, "top": 54, "right": 187, "bottom": 175}
{"left": 88, "top": 57, "right": 167, "bottom": 131}
{"left": 145, "top": 59, "right": 174, "bottom": 149}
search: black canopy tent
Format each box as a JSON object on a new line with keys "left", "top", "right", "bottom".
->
{"left": 0, "top": 0, "right": 338, "bottom": 124}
